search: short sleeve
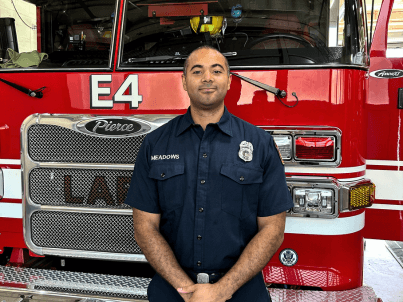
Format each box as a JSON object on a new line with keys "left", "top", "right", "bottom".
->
{"left": 124, "top": 138, "right": 161, "bottom": 213}
{"left": 257, "top": 135, "right": 293, "bottom": 217}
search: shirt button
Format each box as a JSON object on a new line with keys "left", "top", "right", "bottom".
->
{"left": 197, "top": 261, "right": 202, "bottom": 266}
{"left": 197, "top": 235, "right": 202, "bottom": 240}
{"left": 161, "top": 173, "right": 165, "bottom": 178}
{"left": 201, "top": 180, "right": 206, "bottom": 184}
{"left": 203, "top": 153, "right": 207, "bottom": 158}
{"left": 199, "top": 207, "right": 204, "bottom": 213}
{"left": 240, "top": 176, "right": 244, "bottom": 181}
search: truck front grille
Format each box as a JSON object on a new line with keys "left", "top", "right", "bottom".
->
{"left": 29, "top": 168, "right": 133, "bottom": 208}
{"left": 31, "top": 211, "right": 142, "bottom": 254}
{"left": 22, "top": 114, "right": 174, "bottom": 261}
{"left": 28, "top": 124, "right": 145, "bottom": 164}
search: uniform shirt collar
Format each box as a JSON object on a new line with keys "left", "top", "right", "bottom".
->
{"left": 176, "top": 106, "right": 233, "bottom": 137}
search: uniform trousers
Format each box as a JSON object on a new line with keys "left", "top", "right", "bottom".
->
{"left": 147, "top": 271, "right": 271, "bottom": 302}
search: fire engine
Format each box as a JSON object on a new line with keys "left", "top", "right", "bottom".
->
{"left": 0, "top": 0, "right": 402, "bottom": 300}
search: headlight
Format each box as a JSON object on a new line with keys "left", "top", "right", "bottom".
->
{"left": 293, "top": 188, "right": 335, "bottom": 214}
{"left": 287, "top": 178, "right": 339, "bottom": 218}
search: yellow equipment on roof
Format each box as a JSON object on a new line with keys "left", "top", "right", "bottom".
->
{"left": 190, "top": 16, "right": 224, "bottom": 35}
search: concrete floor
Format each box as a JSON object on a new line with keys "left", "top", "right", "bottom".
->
{"left": 364, "top": 239, "right": 403, "bottom": 302}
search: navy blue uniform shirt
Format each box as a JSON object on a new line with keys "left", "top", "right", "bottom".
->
{"left": 125, "top": 107, "right": 293, "bottom": 272}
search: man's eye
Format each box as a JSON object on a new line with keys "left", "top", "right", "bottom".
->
{"left": 193, "top": 70, "right": 201, "bottom": 74}
{"left": 213, "top": 70, "right": 222, "bottom": 74}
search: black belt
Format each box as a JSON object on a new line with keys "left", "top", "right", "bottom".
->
{"left": 186, "top": 270, "right": 226, "bottom": 284}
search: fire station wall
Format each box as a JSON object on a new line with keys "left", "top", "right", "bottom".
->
{"left": 0, "top": 0, "right": 36, "bottom": 53}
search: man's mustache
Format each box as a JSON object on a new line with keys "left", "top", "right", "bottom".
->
{"left": 199, "top": 84, "right": 216, "bottom": 89}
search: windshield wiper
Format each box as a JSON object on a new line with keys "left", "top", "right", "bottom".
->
{"left": 127, "top": 52, "right": 237, "bottom": 63}
{"left": 230, "top": 72, "right": 286, "bottom": 97}
{"left": 0, "top": 78, "right": 45, "bottom": 98}
{"left": 230, "top": 72, "right": 298, "bottom": 108}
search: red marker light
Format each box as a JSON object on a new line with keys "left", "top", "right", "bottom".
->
{"left": 295, "top": 137, "right": 335, "bottom": 160}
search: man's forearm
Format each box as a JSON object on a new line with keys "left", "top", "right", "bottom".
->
{"left": 215, "top": 214, "right": 286, "bottom": 298}
{"left": 134, "top": 224, "right": 194, "bottom": 289}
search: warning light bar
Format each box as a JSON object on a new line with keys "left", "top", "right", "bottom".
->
{"left": 266, "top": 127, "right": 341, "bottom": 166}
{"left": 295, "top": 136, "right": 335, "bottom": 161}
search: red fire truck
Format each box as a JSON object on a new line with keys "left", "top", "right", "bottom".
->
{"left": 0, "top": 0, "right": 401, "bottom": 300}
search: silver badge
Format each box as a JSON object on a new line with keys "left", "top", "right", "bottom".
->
{"left": 238, "top": 141, "right": 253, "bottom": 162}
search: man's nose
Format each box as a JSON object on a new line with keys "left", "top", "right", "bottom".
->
{"left": 202, "top": 70, "right": 213, "bottom": 82}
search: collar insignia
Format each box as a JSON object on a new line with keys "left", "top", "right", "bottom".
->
{"left": 239, "top": 141, "right": 253, "bottom": 162}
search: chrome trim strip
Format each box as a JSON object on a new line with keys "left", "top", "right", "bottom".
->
{"left": 36, "top": 163, "right": 134, "bottom": 169}
{"left": 285, "top": 165, "right": 366, "bottom": 174}
{"left": 261, "top": 127, "right": 342, "bottom": 167}
{"left": 40, "top": 205, "right": 132, "bottom": 215}
{"left": 40, "top": 248, "right": 147, "bottom": 262}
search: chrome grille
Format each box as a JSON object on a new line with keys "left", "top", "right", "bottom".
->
{"left": 29, "top": 168, "right": 133, "bottom": 208}
{"left": 31, "top": 211, "right": 142, "bottom": 254}
{"left": 28, "top": 124, "right": 145, "bottom": 164}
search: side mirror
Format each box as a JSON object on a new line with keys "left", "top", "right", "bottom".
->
{"left": 0, "top": 18, "right": 19, "bottom": 61}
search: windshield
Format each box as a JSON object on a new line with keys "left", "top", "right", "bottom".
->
{"left": 120, "top": 0, "right": 368, "bottom": 68}
{"left": 9, "top": 0, "right": 118, "bottom": 69}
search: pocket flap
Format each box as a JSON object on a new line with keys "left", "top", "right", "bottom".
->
{"left": 149, "top": 163, "right": 185, "bottom": 180}
{"left": 220, "top": 164, "right": 263, "bottom": 184}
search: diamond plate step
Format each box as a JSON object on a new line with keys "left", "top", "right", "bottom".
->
{"left": 268, "top": 286, "right": 379, "bottom": 302}
{"left": 0, "top": 265, "right": 150, "bottom": 301}
{"left": 385, "top": 240, "right": 403, "bottom": 269}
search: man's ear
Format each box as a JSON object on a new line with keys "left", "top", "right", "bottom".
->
{"left": 227, "top": 74, "right": 232, "bottom": 90}
{"left": 182, "top": 74, "right": 188, "bottom": 91}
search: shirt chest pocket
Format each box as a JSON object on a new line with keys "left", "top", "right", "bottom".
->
{"left": 220, "top": 164, "right": 264, "bottom": 220}
{"left": 148, "top": 163, "right": 185, "bottom": 212}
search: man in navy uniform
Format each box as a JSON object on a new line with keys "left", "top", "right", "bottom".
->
{"left": 125, "top": 45, "right": 293, "bottom": 302}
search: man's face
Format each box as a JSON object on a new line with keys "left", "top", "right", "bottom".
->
{"left": 182, "top": 48, "right": 231, "bottom": 110}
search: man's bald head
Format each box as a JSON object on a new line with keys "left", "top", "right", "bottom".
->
{"left": 183, "top": 45, "right": 230, "bottom": 76}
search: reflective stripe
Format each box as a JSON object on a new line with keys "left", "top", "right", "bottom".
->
{"left": 285, "top": 165, "right": 366, "bottom": 174}
{"left": 3, "top": 169, "right": 22, "bottom": 199}
{"left": 0, "top": 203, "right": 22, "bottom": 218}
{"left": 285, "top": 212, "right": 365, "bottom": 235}
{"left": 369, "top": 204, "right": 403, "bottom": 211}
{"left": 366, "top": 160, "right": 403, "bottom": 166}
{"left": 0, "top": 159, "right": 21, "bottom": 165}
{"left": 366, "top": 170, "right": 403, "bottom": 200}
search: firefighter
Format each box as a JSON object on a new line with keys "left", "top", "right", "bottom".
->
{"left": 125, "top": 45, "right": 293, "bottom": 302}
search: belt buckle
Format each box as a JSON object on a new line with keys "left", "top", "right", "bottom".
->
{"left": 197, "top": 273, "right": 209, "bottom": 284}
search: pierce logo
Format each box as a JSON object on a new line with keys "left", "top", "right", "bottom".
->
{"left": 369, "top": 69, "right": 403, "bottom": 79}
{"left": 84, "top": 119, "right": 141, "bottom": 136}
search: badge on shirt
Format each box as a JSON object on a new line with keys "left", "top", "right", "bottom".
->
{"left": 238, "top": 141, "right": 253, "bottom": 162}
{"left": 274, "top": 141, "right": 285, "bottom": 165}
